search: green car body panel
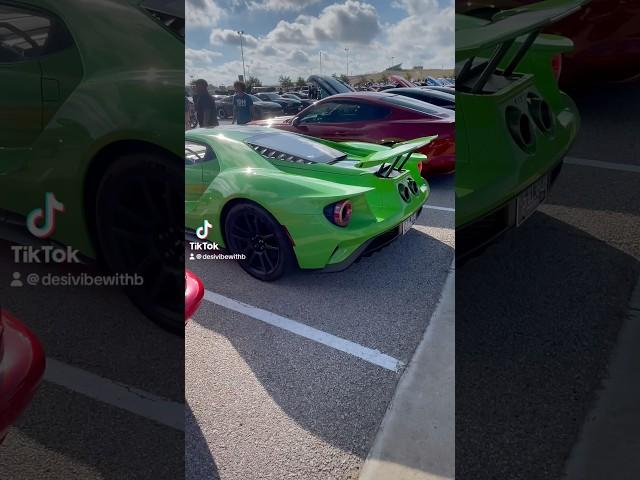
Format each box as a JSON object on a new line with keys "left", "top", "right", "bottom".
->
{"left": 0, "top": 0, "right": 183, "bottom": 256}
{"left": 185, "top": 126, "right": 431, "bottom": 270}
{"left": 455, "top": 0, "right": 588, "bottom": 246}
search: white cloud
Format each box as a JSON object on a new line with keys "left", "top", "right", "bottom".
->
{"left": 186, "top": 0, "right": 454, "bottom": 86}
{"left": 263, "top": 1, "right": 381, "bottom": 47}
{"left": 210, "top": 29, "right": 260, "bottom": 48}
{"left": 186, "top": 0, "right": 223, "bottom": 27}
{"left": 247, "top": 0, "right": 322, "bottom": 11}
{"left": 185, "top": 48, "right": 222, "bottom": 69}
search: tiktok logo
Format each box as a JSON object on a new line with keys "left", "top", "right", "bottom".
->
{"left": 196, "top": 219, "right": 213, "bottom": 240}
{"left": 27, "top": 192, "right": 65, "bottom": 239}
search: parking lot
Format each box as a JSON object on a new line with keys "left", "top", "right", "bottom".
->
{"left": 456, "top": 84, "right": 640, "bottom": 479}
{"left": 0, "top": 240, "right": 184, "bottom": 479}
{"left": 185, "top": 166, "right": 454, "bottom": 479}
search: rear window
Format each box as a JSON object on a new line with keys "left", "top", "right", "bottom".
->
{"left": 0, "top": 5, "right": 75, "bottom": 63}
{"left": 245, "top": 132, "right": 347, "bottom": 165}
{"left": 185, "top": 141, "right": 215, "bottom": 164}
{"left": 382, "top": 95, "right": 452, "bottom": 118}
{"left": 141, "top": 0, "right": 184, "bottom": 39}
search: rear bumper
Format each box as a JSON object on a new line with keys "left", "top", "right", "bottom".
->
{"left": 322, "top": 206, "right": 423, "bottom": 273}
{"left": 457, "top": 160, "right": 563, "bottom": 260}
{"left": 0, "top": 311, "right": 45, "bottom": 442}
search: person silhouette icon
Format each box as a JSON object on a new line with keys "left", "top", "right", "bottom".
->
{"left": 11, "top": 272, "right": 23, "bottom": 287}
{"left": 190, "top": 253, "right": 195, "bottom": 261}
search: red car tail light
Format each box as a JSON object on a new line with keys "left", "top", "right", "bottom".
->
{"left": 324, "top": 200, "right": 352, "bottom": 227}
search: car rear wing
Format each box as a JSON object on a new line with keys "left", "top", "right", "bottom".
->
{"left": 356, "top": 137, "right": 436, "bottom": 177}
{"left": 456, "top": 0, "right": 589, "bottom": 92}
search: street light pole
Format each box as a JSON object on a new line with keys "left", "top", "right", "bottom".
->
{"left": 237, "top": 30, "right": 246, "bottom": 81}
{"left": 344, "top": 48, "right": 349, "bottom": 77}
{"left": 319, "top": 51, "right": 322, "bottom": 75}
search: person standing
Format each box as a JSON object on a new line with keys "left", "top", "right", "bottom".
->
{"left": 232, "top": 81, "right": 255, "bottom": 125}
{"left": 193, "top": 79, "right": 218, "bottom": 128}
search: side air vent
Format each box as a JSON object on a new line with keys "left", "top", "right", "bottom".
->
{"left": 248, "top": 143, "right": 315, "bottom": 165}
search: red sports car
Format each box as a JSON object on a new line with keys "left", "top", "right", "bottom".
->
{"left": 185, "top": 270, "right": 204, "bottom": 323}
{"left": 0, "top": 310, "right": 45, "bottom": 444}
{"left": 251, "top": 92, "right": 455, "bottom": 175}
{"left": 456, "top": 0, "right": 640, "bottom": 85}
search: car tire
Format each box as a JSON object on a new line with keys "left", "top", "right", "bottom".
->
{"left": 224, "top": 202, "right": 295, "bottom": 281}
{"left": 218, "top": 107, "right": 226, "bottom": 119}
{"left": 94, "top": 152, "right": 184, "bottom": 333}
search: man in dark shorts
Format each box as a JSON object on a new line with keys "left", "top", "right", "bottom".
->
{"left": 193, "top": 79, "right": 218, "bottom": 127}
{"left": 232, "top": 81, "right": 255, "bottom": 125}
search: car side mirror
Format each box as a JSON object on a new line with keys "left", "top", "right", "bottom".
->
{"left": 292, "top": 117, "right": 301, "bottom": 127}
{"left": 185, "top": 270, "right": 204, "bottom": 323}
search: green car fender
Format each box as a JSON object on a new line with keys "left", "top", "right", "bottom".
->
{"left": 0, "top": 0, "right": 183, "bottom": 256}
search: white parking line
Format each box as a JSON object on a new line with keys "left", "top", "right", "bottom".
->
{"left": 424, "top": 205, "right": 455, "bottom": 212}
{"left": 565, "top": 156, "right": 640, "bottom": 173}
{"left": 203, "top": 290, "right": 405, "bottom": 372}
{"left": 44, "top": 358, "right": 184, "bottom": 431}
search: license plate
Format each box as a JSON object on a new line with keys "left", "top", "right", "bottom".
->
{"left": 401, "top": 212, "right": 418, "bottom": 235}
{"left": 516, "top": 175, "right": 548, "bottom": 226}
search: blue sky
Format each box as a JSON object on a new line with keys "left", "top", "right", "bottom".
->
{"left": 186, "top": 0, "right": 454, "bottom": 86}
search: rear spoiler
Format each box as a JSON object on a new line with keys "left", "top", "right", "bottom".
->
{"left": 357, "top": 137, "right": 436, "bottom": 177}
{"left": 456, "top": 0, "right": 589, "bottom": 92}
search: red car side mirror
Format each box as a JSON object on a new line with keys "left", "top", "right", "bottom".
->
{"left": 185, "top": 270, "right": 204, "bottom": 323}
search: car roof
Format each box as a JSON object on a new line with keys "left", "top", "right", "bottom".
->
{"left": 318, "top": 92, "right": 454, "bottom": 117}
{"left": 386, "top": 87, "right": 455, "bottom": 100}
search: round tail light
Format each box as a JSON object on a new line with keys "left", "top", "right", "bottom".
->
{"left": 325, "top": 200, "right": 352, "bottom": 227}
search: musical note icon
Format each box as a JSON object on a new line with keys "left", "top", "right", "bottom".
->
{"left": 196, "top": 219, "right": 213, "bottom": 240}
{"left": 26, "top": 192, "right": 65, "bottom": 239}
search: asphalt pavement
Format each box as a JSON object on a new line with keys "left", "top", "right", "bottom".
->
{"left": 456, "top": 84, "right": 640, "bottom": 480}
{"left": 0, "top": 239, "right": 185, "bottom": 479}
{"left": 186, "top": 174, "right": 455, "bottom": 480}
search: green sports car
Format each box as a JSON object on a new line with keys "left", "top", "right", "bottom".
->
{"left": 185, "top": 126, "right": 433, "bottom": 281}
{"left": 456, "top": 0, "right": 588, "bottom": 256}
{"left": 0, "top": 1, "right": 183, "bottom": 330}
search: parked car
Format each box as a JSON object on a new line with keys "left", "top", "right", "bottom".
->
{"left": 185, "top": 127, "right": 432, "bottom": 280}
{"left": 385, "top": 88, "right": 456, "bottom": 110}
{"left": 0, "top": 311, "right": 45, "bottom": 444}
{"left": 216, "top": 95, "right": 283, "bottom": 120}
{"left": 306, "top": 75, "right": 355, "bottom": 99}
{"left": 422, "top": 86, "right": 456, "bottom": 94}
{"left": 251, "top": 92, "right": 456, "bottom": 175}
{"left": 284, "top": 91, "right": 308, "bottom": 100}
{"left": 255, "top": 93, "right": 304, "bottom": 114}
{"left": 185, "top": 270, "right": 204, "bottom": 322}
{"left": 456, "top": 0, "right": 584, "bottom": 256}
{"left": 456, "top": 0, "right": 639, "bottom": 85}
{"left": 388, "top": 74, "right": 416, "bottom": 88}
{"left": 282, "top": 93, "right": 315, "bottom": 108}
{"left": 0, "top": 0, "right": 184, "bottom": 331}
{"left": 425, "top": 76, "right": 445, "bottom": 86}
